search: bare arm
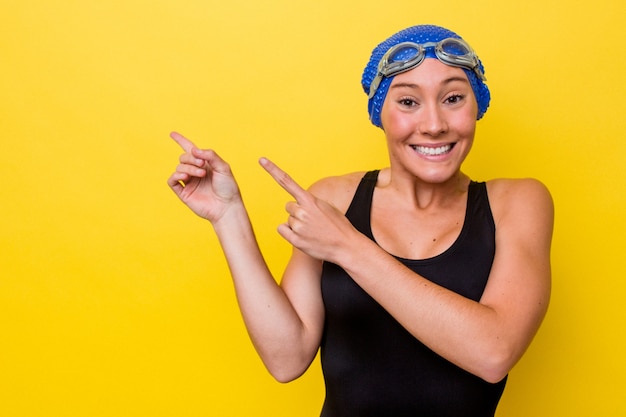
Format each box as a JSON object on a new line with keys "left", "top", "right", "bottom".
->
{"left": 260, "top": 157, "right": 553, "bottom": 383}
{"left": 337, "top": 179, "right": 553, "bottom": 382}
{"left": 212, "top": 204, "right": 324, "bottom": 382}
{"left": 167, "top": 133, "right": 324, "bottom": 382}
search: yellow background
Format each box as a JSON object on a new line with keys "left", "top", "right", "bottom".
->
{"left": 1, "top": 0, "right": 625, "bottom": 415}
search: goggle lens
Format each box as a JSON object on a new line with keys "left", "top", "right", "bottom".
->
{"left": 388, "top": 45, "right": 421, "bottom": 63}
{"left": 438, "top": 38, "right": 471, "bottom": 56}
{"left": 382, "top": 44, "right": 425, "bottom": 77}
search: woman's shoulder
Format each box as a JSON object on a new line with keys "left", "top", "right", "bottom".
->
{"left": 308, "top": 171, "right": 369, "bottom": 213}
{"left": 484, "top": 178, "right": 554, "bottom": 226}
{"left": 485, "top": 177, "right": 552, "bottom": 202}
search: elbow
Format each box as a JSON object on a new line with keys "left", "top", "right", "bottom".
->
{"left": 478, "top": 364, "right": 510, "bottom": 385}
{"left": 263, "top": 353, "right": 314, "bottom": 384}
{"left": 270, "top": 368, "right": 304, "bottom": 384}
{"left": 266, "top": 361, "right": 309, "bottom": 384}
{"left": 474, "top": 344, "right": 519, "bottom": 384}
{"left": 254, "top": 334, "right": 320, "bottom": 383}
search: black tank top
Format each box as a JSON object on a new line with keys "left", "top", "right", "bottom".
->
{"left": 319, "top": 170, "right": 506, "bottom": 417}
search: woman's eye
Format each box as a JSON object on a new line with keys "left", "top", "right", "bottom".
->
{"left": 445, "top": 94, "right": 464, "bottom": 104}
{"left": 399, "top": 98, "right": 417, "bottom": 106}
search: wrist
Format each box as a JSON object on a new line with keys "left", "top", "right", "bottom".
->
{"left": 211, "top": 198, "right": 250, "bottom": 234}
{"left": 330, "top": 229, "right": 373, "bottom": 267}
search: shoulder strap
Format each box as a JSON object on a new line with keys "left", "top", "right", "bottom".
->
{"left": 344, "top": 170, "right": 379, "bottom": 236}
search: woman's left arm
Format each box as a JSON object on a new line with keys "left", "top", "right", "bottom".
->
{"left": 341, "top": 178, "right": 554, "bottom": 383}
{"left": 260, "top": 158, "right": 553, "bottom": 383}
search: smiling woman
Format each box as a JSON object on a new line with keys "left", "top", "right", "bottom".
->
{"left": 381, "top": 59, "right": 478, "bottom": 185}
{"left": 3, "top": 0, "right": 626, "bottom": 415}
{"left": 167, "top": 23, "right": 553, "bottom": 417}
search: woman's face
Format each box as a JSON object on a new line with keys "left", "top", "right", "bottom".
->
{"left": 380, "top": 58, "right": 478, "bottom": 185}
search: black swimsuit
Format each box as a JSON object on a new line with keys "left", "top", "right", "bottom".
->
{"left": 319, "top": 170, "right": 506, "bottom": 417}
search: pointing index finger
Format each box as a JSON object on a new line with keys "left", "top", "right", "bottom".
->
{"left": 170, "top": 131, "right": 197, "bottom": 152}
{"left": 259, "top": 157, "right": 310, "bottom": 203}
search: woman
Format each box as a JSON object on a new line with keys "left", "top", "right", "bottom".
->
{"left": 167, "top": 25, "right": 553, "bottom": 416}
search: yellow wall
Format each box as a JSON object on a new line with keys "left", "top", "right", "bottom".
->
{"left": 1, "top": 0, "right": 624, "bottom": 415}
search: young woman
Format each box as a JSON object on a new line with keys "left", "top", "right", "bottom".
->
{"left": 167, "top": 25, "right": 554, "bottom": 417}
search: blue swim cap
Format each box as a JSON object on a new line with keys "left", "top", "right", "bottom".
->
{"left": 361, "top": 25, "right": 490, "bottom": 128}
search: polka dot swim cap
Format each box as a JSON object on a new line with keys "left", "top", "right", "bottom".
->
{"left": 362, "top": 25, "right": 490, "bottom": 128}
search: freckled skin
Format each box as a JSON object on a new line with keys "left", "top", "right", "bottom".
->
{"left": 380, "top": 59, "right": 478, "bottom": 187}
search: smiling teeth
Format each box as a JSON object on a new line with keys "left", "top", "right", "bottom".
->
{"left": 413, "top": 145, "right": 452, "bottom": 155}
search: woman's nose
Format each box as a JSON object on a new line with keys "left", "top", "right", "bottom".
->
{"left": 418, "top": 105, "right": 448, "bottom": 136}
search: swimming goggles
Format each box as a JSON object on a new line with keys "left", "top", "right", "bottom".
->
{"left": 368, "top": 38, "right": 486, "bottom": 99}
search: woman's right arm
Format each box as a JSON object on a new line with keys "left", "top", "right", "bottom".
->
{"left": 167, "top": 132, "right": 324, "bottom": 382}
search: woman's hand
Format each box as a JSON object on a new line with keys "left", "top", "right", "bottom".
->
{"left": 259, "top": 157, "right": 359, "bottom": 263}
{"left": 167, "top": 132, "right": 241, "bottom": 223}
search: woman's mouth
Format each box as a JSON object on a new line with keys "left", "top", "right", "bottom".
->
{"left": 410, "top": 143, "right": 455, "bottom": 156}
